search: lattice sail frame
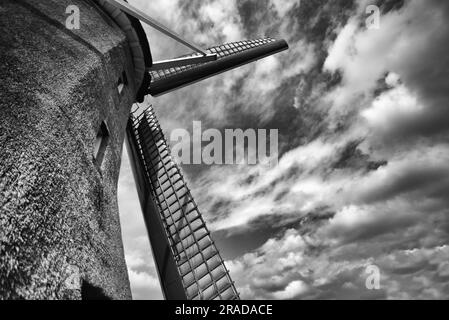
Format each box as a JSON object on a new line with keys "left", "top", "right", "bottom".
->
{"left": 147, "top": 38, "right": 289, "bottom": 96}
{"left": 149, "top": 38, "right": 276, "bottom": 81}
{"left": 128, "top": 107, "right": 239, "bottom": 300}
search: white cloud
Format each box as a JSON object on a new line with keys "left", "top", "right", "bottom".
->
{"left": 128, "top": 270, "right": 163, "bottom": 300}
{"left": 270, "top": 0, "right": 301, "bottom": 18}
{"left": 385, "top": 72, "right": 401, "bottom": 87}
{"left": 324, "top": 0, "right": 449, "bottom": 130}
{"left": 361, "top": 85, "right": 424, "bottom": 138}
{"left": 199, "top": 0, "right": 244, "bottom": 42}
{"left": 272, "top": 280, "right": 309, "bottom": 299}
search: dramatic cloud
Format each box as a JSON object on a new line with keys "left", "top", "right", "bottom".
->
{"left": 118, "top": 0, "right": 449, "bottom": 299}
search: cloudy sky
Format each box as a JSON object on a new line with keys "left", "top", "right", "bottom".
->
{"left": 118, "top": 0, "right": 449, "bottom": 299}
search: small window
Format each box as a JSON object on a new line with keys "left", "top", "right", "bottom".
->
{"left": 117, "top": 71, "right": 128, "bottom": 95}
{"left": 94, "top": 121, "right": 109, "bottom": 166}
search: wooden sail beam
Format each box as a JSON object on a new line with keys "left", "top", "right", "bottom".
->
{"left": 105, "top": 0, "right": 208, "bottom": 56}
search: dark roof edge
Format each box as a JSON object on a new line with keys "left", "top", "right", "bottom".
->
{"left": 124, "top": 13, "right": 152, "bottom": 103}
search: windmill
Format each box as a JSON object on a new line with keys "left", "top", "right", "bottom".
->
{"left": 0, "top": 0, "right": 287, "bottom": 300}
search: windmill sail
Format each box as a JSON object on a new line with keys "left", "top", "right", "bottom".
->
{"left": 147, "top": 38, "right": 289, "bottom": 96}
{"left": 126, "top": 36, "right": 288, "bottom": 300}
{"left": 126, "top": 107, "right": 240, "bottom": 300}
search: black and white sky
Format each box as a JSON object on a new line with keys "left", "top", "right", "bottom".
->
{"left": 118, "top": 0, "right": 449, "bottom": 299}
